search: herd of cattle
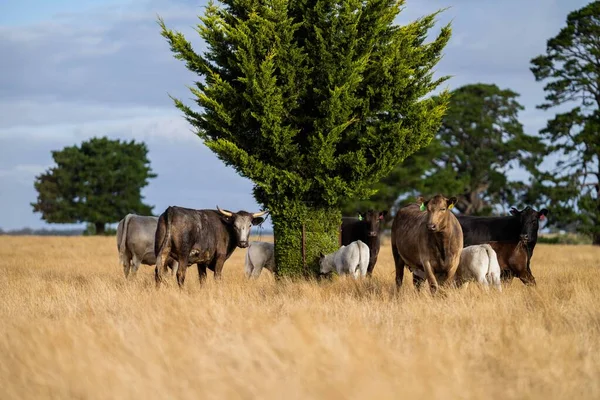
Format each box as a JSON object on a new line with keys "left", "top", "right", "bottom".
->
{"left": 116, "top": 195, "right": 549, "bottom": 292}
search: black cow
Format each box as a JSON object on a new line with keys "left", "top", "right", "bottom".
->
{"left": 412, "top": 206, "right": 548, "bottom": 287}
{"left": 341, "top": 210, "right": 388, "bottom": 276}
{"left": 154, "top": 205, "right": 267, "bottom": 287}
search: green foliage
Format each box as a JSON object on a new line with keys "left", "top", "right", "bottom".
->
{"left": 344, "top": 83, "right": 542, "bottom": 217}
{"left": 31, "top": 137, "right": 156, "bottom": 234}
{"left": 272, "top": 203, "right": 340, "bottom": 278}
{"left": 529, "top": 1, "right": 600, "bottom": 244}
{"left": 159, "top": 0, "right": 451, "bottom": 276}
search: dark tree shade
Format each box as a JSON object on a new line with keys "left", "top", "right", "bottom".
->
{"left": 529, "top": 1, "right": 600, "bottom": 244}
{"left": 344, "top": 83, "right": 542, "bottom": 217}
{"left": 31, "top": 137, "right": 156, "bottom": 234}
{"left": 159, "top": 0, "right": 451, "bottom": 276}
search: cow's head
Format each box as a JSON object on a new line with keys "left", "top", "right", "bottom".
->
{"left": 358, "top": 210, "right": 388, "bottom": 237}
{"left": 418, "top": 195, "right": 457, "bottom": 232}
{"left": 216, "top": 206, "right": 268, "bottom": 248}
{"left": 509, "top": 206, "right": 548, "bottom": 243}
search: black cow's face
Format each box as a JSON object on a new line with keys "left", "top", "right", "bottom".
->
{"left": 418, "top": 195, "right": 457, "bottom": 232}
{"left": 359, "top": 210, "right": 388, "bottom": 237}
{"left": 217, "top": 206, "right": 267, "bottom": 248}
{"left": 510, "top": 206, "right": 549, "bottom": 243}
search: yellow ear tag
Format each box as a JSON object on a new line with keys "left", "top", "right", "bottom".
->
{"left": 419, "top": 203, "right": 426, "bottom": 211}
{"left": 448, "top": 204, "right": 454, "bottom": 210}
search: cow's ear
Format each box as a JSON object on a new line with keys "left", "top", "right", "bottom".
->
{"left": 416, "top": 196, "right": 425, "bottom": 205}
{"left": 510, "top": 207, "right": 519, "bottom": 216}
{"left": 252, "top": 217, "right": 264, "bottom": 226}
{"left": 319, "top": 252, "right": 325, "bottom": 259}
{"left": 447, "top": 197, "right": 457, "bottom": 209}
{"left": 539, "top": 209, "right": 548, "bottom": 220}
{"left": 379, "top": 211, "right": 388, "bottom": 220}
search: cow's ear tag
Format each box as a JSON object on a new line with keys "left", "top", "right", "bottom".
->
{"left": 419, "top": 203, "right": 426, "bottom": 212}
{"left": 358, "top": 214, "right": 363, "bottom": 221}
{"left": 448, "top": 203, "right": 454, "bottom": 210}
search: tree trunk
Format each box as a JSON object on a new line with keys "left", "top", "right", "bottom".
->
{"left": 272, "top": 203, "right": 341, "bottom": 278}
{"left": 95, "top": 222, "right": 106, "bottom": 235}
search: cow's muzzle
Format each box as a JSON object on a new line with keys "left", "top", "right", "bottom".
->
{"left": 238, "top": 241, "right": 249, "bottom": 248}
{"left": 368, "top": 231, "right": 378, "bottom": 237}
{"left": 427, "top": 224, "right": 437, "bottom": 231}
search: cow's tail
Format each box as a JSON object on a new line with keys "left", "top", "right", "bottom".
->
{"left": 118, "top": 214, "right": 133, "bottom": 265}
{"left": 156, "top": 207, "right": 174, "bottom": 273}
{"left": 483, "top": 244, "right": 502, "bottom": 292}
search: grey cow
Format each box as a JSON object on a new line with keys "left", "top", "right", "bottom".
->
{"left": 117, "top": 214, "right": 178, "bottom": 279}
{"left": 244, "top": 241, "right": 276, "bottom": 278}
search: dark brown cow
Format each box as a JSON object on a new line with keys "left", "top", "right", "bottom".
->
{"left": 341, "top": 210, "right": 388, "bottom": 276}
{"left": 391, "top": 195, "right": 463, "bottom": 293}
{"left": 488, "top": 235, "right": 535, "bottom": 286}
{"left": 154, "top": 205, "right": 267, "bottom": 287}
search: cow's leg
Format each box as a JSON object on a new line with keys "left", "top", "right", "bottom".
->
{"left": 392, "top": 242, "right": 405, "bottom": 289}
{"left": 366, "top": 251, "right": 377, "bottom": 277}
{"left": 169, "top": 259, "right": 179, "bottom": 277}
{"left": 422, "top": 260, "right": 439, "bottom": 294}
{"left": 251, "top": 265, "right": 263, "bottom": 279}
{"left": 155, "top": 252, "right": 171, "bottom": 287}
{"left": 212, "top": 256, "right": 226, "bottom": 280}
{"left": 122, "top": 256, "right": 131, "bottom": 279}
{"left": 518, "top": 269, "right": 536, "bottom": 286}
{"left": 175, "top": 255, "right": 190, "bottom": 288}
{"left": 130, "top": 255, "right": 141, "bottom": 279}
{"left": 197, "top": 263, "right": 207, "bottom": 284}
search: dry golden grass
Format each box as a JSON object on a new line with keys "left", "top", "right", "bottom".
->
{"left": 1, "top": 235, "right": 600, "bottom": 399}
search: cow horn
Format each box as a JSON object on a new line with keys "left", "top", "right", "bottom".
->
{"left": 216, "top": 205, "right": 233, "bottom": 217}
{"left": 252, "top": 210, "right": 269, "bottom": 218}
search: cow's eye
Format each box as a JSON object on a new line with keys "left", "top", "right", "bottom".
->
{"left": 440, "top": 208, "right": 446, "bottom": 212}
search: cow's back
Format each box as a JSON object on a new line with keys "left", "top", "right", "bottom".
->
{"left": 341, "top": 218, "right": 366, "bottom": 245}
{"left": 458, "top": 215, "right": 520, "bottom": 246}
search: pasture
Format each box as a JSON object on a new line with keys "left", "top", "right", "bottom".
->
{"left": 1, "top": 235, "right": 600, "bottom": 399}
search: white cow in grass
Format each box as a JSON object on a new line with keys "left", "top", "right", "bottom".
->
{"left": 457, "top": 244, "right": 502, "bottom": 291}
{"left": 245, "top": 241, "right": 275, "bottom": 279}
{"left": 319, "top": 240, "right": 370, "bottom": 279}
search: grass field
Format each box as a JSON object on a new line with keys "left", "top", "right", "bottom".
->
{"left": 1, "top": 235, "right": 600, "bottom": 399}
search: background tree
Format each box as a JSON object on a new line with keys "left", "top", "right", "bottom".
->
{"left": 159, "top": 0, "right": 451, "bottom": 277}
{"left": 530, "top": 1, "right": 600, "bottom": 245}
{"left": 344, "top": 83, "right": 542, "bottom": 217}
{"left": 31, "top": 137, "right": 156, "bottom": 235}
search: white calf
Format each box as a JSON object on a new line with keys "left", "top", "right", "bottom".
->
{"left": 319, "top": 240, "right": 370, "bottom": 279}
{"left": 457, "top": 244, "right": 502, "bottom": 291}
{"left": 245, "top": 241, "right": 275, "bottom": 279}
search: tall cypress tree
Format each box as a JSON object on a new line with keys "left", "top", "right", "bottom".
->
{"left": 159, "top": 0, "right": 451, "bottom": 277}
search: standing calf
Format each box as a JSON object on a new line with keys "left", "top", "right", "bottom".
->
{"left": 391, "top": 195, "right": 463, "bottom": 293}
{"left": 244, "top": 241, "right": 275, "bottom": 279}
{"left": 457, "top": 244, "right": 502, "bottom": 291}
{"left": 318, "top": 240, "right": 370, "bottom": 279}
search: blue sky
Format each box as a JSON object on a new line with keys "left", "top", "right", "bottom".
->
{"left": 0, "top": 0, "right": 587, "bottom": 231}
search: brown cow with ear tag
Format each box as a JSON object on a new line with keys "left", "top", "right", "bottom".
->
{"left": 391, "top": 194, "right": 464, "bottom": 294}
